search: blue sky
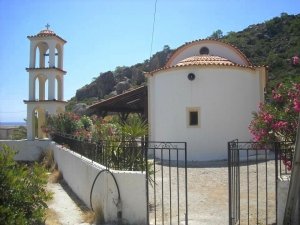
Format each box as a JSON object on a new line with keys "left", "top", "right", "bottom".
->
{"left": 0, "top": 0, "right": 299, "bottom": 122}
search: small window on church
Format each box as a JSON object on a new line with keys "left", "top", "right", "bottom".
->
{"left": 200, "top": 47, "right": 209, "bottom": 55}
{"left": 187, "top": 107, "right": 200, "bottom": 128}
{"left": 190, "top": 112, "right": 198, "bottom": 125}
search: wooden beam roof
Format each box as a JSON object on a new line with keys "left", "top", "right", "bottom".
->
{"left": 89, "top": 86, "right": 148, "bottom": 114}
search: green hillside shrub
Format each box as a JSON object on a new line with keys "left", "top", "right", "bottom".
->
{"left": 0, "top": 144, "right": 52, "bottom": 224}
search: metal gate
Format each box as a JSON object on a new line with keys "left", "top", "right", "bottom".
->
{"left": 145, "top": 142, "right": 188, "bottom": 225}
{"left": 228, "top": 140, "right": 293, "bottom": 225}
{"left": 53, "top": 134, "right": 188, "bottom": 224}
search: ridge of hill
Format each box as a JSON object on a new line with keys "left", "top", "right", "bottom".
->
{"left": 67, "top": 12, "right": 300, "bottom": 113}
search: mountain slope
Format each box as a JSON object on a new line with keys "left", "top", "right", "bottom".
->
{"left": 68, "top": 13, "right": 300, "bottom": 111}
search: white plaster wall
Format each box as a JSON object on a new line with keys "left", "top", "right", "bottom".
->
{"left": 53, "top": 144, "right": 147, "bottom": 224}
{"left": 277, "top": 176, "right": 290, "bottom": 225}
{"left": 148, "top": 66, "right": 262, "bottom": 161}
{"left": 169, "top": 42, "right": 249, "bottom": 66}
{"left": 277, "top": 176, "right": 300, "bottom": 225}
{"left": 0, "top": 140, "right": 147, "bottom": 224}
{"left": 0, "top": 140, "right": 51, "bottom": 161}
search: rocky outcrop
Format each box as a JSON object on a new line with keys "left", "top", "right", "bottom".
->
{"left": 149, "top": 49, "right": 174, "bottom": 72}
{"left": 72, "top": 103, "right": 98, "bottom": 117}
{"left": 76, "top": 71, "right": 116, "bottom": 101}
{"left": 130, "top": 67, "right": 146, "bottom": 85}
{"left": 73, "top": 47, "right": 174, "bottom": 104}
{"left": 116, "top": 81, "right": 132, "bottom": 94}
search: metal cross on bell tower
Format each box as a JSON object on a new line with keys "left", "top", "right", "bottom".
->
{"left": 45, "top": 23, "right": 50, "bottom": 30}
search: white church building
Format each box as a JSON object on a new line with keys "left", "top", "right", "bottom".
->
{"left": 144, "top": 39, "right": 267, "bottom": 161}
{"left": 20, "top": 26, "right": 267, "bottom": 162}
{"left": 24, "top": 25, "right": 67, "bottom": 141}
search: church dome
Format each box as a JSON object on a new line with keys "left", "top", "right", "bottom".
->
{"left": 175, "top": 55, "right": 235, "bottom": 66}
{"left": 37, "top": 29, "right": 56, "bottom": 36}
{"left": 27, "top": 26, "right": 67, "bottom": 43}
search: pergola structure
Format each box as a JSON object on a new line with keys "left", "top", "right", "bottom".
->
{"left": 89, "top": 85, "right": 148, "bottom": 123}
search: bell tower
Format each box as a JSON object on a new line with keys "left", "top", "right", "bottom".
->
{"left": 24, "top": 24, "right": 67, "bottom": 140}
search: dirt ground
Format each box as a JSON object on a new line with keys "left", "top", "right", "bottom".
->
{"left": 45, "top": 158, "right": 279, "bottom": 225}
{"left": 148, "top": 158, "right": 279, "bottom": 225}
{"left": 45, "top": 181, "right": 90, "bottom": 225}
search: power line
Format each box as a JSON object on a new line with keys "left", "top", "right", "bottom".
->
{"left": 0, "top": 110, "right": 27, "bottom": 113}
{"left": 149, "top": 0, "right": 158, "bottom": 59}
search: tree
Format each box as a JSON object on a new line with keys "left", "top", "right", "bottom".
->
{"left": 12, "top": 126, "right": 27, "bottom": 140}
{"left": 0, "top": 144, "right": 52, "bottom": 224}
{"left": 163, "top": 45, "right": 170, "bottom": 52}
{"left": 248, "top": 79, "right": 300, "bottom": 170}
{"left": 113, "top": 66, "right": 127, "bottom": 77}
{"left": 12, "top": 117, "right": 38, "bottom": 140}
{"left": 208, "top": 29, "right": 223, "bottom": 39}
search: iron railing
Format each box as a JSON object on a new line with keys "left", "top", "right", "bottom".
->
{"left": 53, "top": 132, "right": 147, "bottom": 171}
{"left": 52, "top": 133, "right": 188, "bottom": 224}
{"left": 228, "top": 140, "right": 294, "bottom": 225}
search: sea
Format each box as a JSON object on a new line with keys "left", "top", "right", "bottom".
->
{"left": 0, "top": 122, "right": 27, "bottom": 127}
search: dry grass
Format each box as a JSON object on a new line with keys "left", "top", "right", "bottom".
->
{"left": 44, "top": 149, "right": 54, "bottom": 168}
{"left": 38, "top": 147, "right": 55, "bottom": 170}
{"left": 44, "top": 208, "right": 61, "bottom": 225}
{"left": 39, "top": 147, "right": 62, "bottom": 183}
{"left": 48, "top": 170, "right": 63, "bottom": 183}
{"left": 51, "top": 162, "right": 58, "bottom": 172}
{"left": 82, "top": 202, "right": 105, "bottom": 224}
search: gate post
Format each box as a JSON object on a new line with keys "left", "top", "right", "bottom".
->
{"left": 185, "top": 142, "right": 188, "bottom": 224}
{"left": 275, "top": 141, "right": 280, "bottom": 225}
{"left": 228, "top": 141, "right": 232, "bottom": 225}
{"left": 144, "top": 142, "right": 149, "bottom": 225}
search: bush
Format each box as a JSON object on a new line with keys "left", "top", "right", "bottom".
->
{"left": 41, "top": 112, "right": 81, "bottom": 136}
{"left": 248, "top": 79, "right": 300, "bottom": 170}
{"left": 80, "top": 115, "right": 93, "bottom": 131}
{"left": 11, "top": 126, "right": 27, "bottom": 140}
{"left": 0, "top": 144, "right": 52, "bottom": 224}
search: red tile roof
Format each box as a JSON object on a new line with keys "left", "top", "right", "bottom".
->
{"left": 26, "top": 67, "right": 67, "bottom": 73}
{"left": 145, "top": 54, "right": 268, "bottom": 75}
{"left": 176, "top": 55, "right": 235, "bottom": 66}
{"left": 23, "top": 100, "right": 68, "bottom": 103}
{"left": 38, "top": 30, "right": 56, "bottom": 35}
{"left": 27, "top": 30, "right": 67, "bottom": 43}
{"left": 165, "top": 39, "right": 251, "bottom": 67}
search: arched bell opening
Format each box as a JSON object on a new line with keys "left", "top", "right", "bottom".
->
{"left": 27, "top": 108, "right": 36, "bottom": 140}
{"left": 45, "top": 49, "right": 50, "bottom": 67}
{"left": 27, "top": 106, "right": 46, "bottom": 140}
{"left": 45, "top": 79, "right": 49, "bottom": 100}
{"left": 55, "top": 43, "right": 63, "bottom": 69}
{"left": 35, "top": 107, "right": 46, "bottom": 139}
{"left": 34, "top": 46, "right": 39, "bottom": 68}
{"left": 34, "top": 41, "right": 50, "bottom": 68}
{"left": 34, "top": 74, "right": 47, "bottom": 101}
{"left": 56, "top": 75, "right": 63, "bottom": 101}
